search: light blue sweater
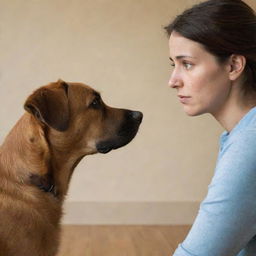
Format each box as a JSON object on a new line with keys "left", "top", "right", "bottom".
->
{"left": 174, "top": 107, "right": 256, "bottom": 256}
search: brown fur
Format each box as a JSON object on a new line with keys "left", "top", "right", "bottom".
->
{"left": 0, "top": 80, "right": 142, "bottom": 256}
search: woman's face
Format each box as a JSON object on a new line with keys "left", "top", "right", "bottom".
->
{"left": 168, "top": 32, "right": 232, "bottom": 117}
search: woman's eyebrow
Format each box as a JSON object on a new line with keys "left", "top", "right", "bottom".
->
{"left": 169, "top": 56, "right": 197, "bottom": 61}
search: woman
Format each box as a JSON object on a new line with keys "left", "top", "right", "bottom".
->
{"left": 165, "top": 0, "right": 256, "bottom": 255}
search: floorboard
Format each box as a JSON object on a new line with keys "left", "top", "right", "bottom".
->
{"left": 57, "top": 225, "right": 191, "bottom": 256}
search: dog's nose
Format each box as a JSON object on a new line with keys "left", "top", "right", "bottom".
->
{"left": 131, "top": 111, "right": 143, "bottom": 123}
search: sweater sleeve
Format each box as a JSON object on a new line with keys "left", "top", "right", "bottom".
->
{"left": 173, "top": 131, "right": 256, "bottom": 256}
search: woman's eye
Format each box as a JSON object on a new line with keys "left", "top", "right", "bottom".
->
{"left": 183, "top": 62, "right": 193, "bottom": 70}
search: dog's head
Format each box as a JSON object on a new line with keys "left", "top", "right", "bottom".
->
{"left": 24, "top": 80, "right": 143, "bottom": 156}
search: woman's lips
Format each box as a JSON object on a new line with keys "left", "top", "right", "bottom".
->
{"left": 178, "top": 95, "right": 191, "bottom": 104}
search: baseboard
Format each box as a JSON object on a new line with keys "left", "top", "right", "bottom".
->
{"left": 62, "top": 201, "right": 200, "bottom": 225}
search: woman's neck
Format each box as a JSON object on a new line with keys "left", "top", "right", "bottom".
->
{"left": 212, "top": 89, "right": 256, "bottom": 132}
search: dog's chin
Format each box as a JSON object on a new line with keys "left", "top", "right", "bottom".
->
{"left": 97, "top": 147, "right": 113, "bottom": 154}
{"left": 96, "top": 134, "right": 138, "bottom": 154}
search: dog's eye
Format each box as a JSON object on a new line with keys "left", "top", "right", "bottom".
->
{"left": 90, "top": 98, "right": 101, "bottom": 109}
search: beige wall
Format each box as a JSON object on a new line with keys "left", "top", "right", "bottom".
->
{"left": 1, "top": 0, "right": 255, "bottom": 224}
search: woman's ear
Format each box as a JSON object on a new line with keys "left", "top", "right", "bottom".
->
{"left": 228, "top": 54, "right": 246, "bottom": 81}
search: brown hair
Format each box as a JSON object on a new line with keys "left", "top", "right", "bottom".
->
{"left": 164, "top": 0, "right": 256, "bottom": 93}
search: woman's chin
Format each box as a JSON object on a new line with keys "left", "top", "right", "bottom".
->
{"left": 183, "top": 106, "right": 204, "bottom": 116}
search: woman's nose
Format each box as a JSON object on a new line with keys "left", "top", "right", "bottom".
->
{"left": 168, "top": 68, "right": 182, "bottom": 88}
{"left": 168, "top": 75, "right": 182, "bottom": 88}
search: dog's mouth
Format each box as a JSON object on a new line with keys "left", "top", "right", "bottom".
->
{"left": 96, "top": 110, "right": 143, "bottom": 154}
{"left": 96, "top": 135, "right": 137, "bottom": 154}
{"left": 97, "top": 147, "right": 112, "bottom": 154}
{"left": 96, "top": 144, "right": 115, "bottom": 154}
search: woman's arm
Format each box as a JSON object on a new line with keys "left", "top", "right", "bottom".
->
{"left": 173, "top": 131, "right": 256, "bottom": 256}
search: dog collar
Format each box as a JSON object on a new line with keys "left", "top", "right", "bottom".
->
{"left": 38, "top": 183, "right": 57, "bottom": 197}
{"left": 30, "top": 174, "right": 58, "bottom": 197}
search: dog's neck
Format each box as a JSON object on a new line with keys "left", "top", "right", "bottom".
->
{"left": 0, "top": 113, "right": 84, "bottom": 201}
{"left": 1, "top": 114, "right": 49, "bottom": 180}
{"left": 48, "top": 149, "right": 84, "bottom": 198}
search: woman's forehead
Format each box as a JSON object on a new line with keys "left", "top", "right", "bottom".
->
{"left": 168, "top": 32, "right": 208, "bottom": 59}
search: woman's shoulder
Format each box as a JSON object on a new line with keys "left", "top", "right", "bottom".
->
{"left": 228, "top": 107, "right": 256, "bottom": 141}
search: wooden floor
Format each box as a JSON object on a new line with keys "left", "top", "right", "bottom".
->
{"left": 57, "top": 225, "right": 191, "bottom": 256}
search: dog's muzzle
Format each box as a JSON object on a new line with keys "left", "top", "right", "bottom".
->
{"left": 96, "top": 110, "right": 143, "bottom": 154}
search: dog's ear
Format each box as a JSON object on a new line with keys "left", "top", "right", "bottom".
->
{"left": 24, "top": 80, "right": 70, "bottom": 132}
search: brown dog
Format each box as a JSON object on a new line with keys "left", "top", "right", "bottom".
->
{"left": 0, "top": 80, "right": 142, "bottom": 256}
